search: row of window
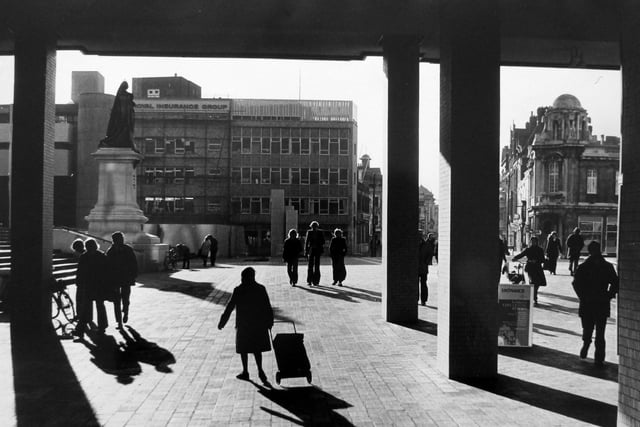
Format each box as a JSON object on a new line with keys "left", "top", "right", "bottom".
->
{"left": 231, "top": 135, "right": 349, "bottom": 156}
{"left": 547, "top": 162, "right": 619, "bottom": 195}
{"left": 231, "top": 167, "right": 349, "bottom": 185}
{"left": 138, "top": 137, "right": 225, "bottom": 155}
{"left": 144, "top": 196, "right": 223, "bottom": 214}
{"left": 231, "top": 197, "right": 349, "bottom": 215}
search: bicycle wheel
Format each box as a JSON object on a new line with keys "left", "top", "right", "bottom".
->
{"left": 59, "top": 291, "right": 76, "bottom": 323}
{"left": 51, "top": 295, "right": 60, "bottom": 319}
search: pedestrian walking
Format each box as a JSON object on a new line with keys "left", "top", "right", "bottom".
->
{"left": 418, "top": 232, "right": 437, "bottom": 306}
{"left": 198, "top": 234, "right": 212, "bottom": 268}
{"left": 566, "top": 227, "right": 585, "bottom": 276}
{"left": 572, "top": 241, "right": 619, "bottom": 366}
{"left": 282, "top": 229, "right": 303, "bottom": 286}
{"left": 209, "top": 235, "right": 219, "bottom": 267}
{"left": 218, "top": 267, "right": 274, "bottom": 384}
{"left": 545, "top": 231, "right": 563, "bottom": 275}
{"left": 329, "top": 229, "right": 347, "bottom": 286}
{"left": 74, "top": 238, "right": 108, "bottom": 338}
{"left": 512, "top": 236, "right": 547, "bottom": 306}
{"left": 70, "top": 239, "right": 91, "bottom": 330}
{"left": 305, "top": 221, "right": 325, "bottom": 286}
{"left": 106, "top": 231, "right": 138, "bottom": 329}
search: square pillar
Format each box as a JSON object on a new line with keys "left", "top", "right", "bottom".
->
{"left": 10, "top": 32, "right": 57, "bottom": 331}
{"left": 618, "top": 2, "right": 640, "bottom": 424}
{"left": 381, "top": 36, "right": 420, "bottom": 323}
{"left": 438, "top": 0, "right": 500, "bottom": 379}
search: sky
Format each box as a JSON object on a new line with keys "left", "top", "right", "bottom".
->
{"left": 0, "top": 51, "right": 623, "bottom": 200}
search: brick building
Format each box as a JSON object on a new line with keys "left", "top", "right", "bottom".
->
{"left": 500, "top": 94, "right": 620, "bottom": 254}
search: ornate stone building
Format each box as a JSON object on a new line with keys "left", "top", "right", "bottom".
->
{"left": 501, "top": 94, "right": 620, "bottom": 254}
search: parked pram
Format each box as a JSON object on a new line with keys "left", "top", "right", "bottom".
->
{"left": 506, "top": 262, "right": 526, "bottom": 284}
{"left": 270, "top": 321, "right": 312, "bottom": 385}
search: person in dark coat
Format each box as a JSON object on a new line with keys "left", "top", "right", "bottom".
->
{"left": 566, "top": 227, "right": 585, "bottom": 276}
{"left": 176, "top": 243, "right": 191, "bottom": 269}
{"left": 106, "top": 231, "right": 138, "bottom": 329}
{"left": 329, "top": 228, "right": 348, "bottom": 286}
{"left": 218, "top": 267, "right": 274, "bottom": 383}
{"left": 199, "top": 234, "right": 212, "bottom": 268}
{"left": 544, "top": 231, "right": 563, "bottom": 275}
{"left": 572, "top": 241, "right": 618, "bottom": 366}
{"left": 282, "top": 229, "right": 303, "bottom": 286}
{"left": 512, "top": 236, "right": 547, "bottom": 305}
{"left": 499, "top": 235, "right": 509, "bottom": 275}
{"left": 418, "top": 233, "right": 437, "bottom": 306}
{"left": 74, "top": 239, "right": 108, "bottom": 337}
{"left": 70, "top": 239, "right": 90, "bottom": 332}
{"left": 305, "top": 221, "right": 325, "bottom": 286}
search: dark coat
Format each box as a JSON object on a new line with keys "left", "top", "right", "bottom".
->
{"left": 566, "top": 233, "right": 585, "bottom": 257}
{"left": 329, "top": 236, "right": 347, "bottom": 259}
{"left": 77, "top": 249, "right": 110, "bottom": 301}
{"left": 545, "top": 237, "right": 563, "bottom": 259}
{"left": 572, "top": 255, "right": 619, "bottom": 318}
{"left": 305, "top": 229, "right": 325, "bottom": 256}
{"left": 418, "top": 239, "right": 436, "bottom": 275}
{"left": 219, "top": 282, "right": 274, "bottom": 354}
{"left": 282, "top": 237, "right": 303, "bottom": 263}
{"left": 513, "top": 246, "right": 547, "bottom": 286}
{"left": 106, "top": 243, "right": 138, "bottom": 287}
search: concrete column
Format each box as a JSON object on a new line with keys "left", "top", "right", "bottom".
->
{"left": 270, "top": 189, "right": 285, "bottom": 257}
{"left": 381, "top": 36, "right": 420, "bottom": 323}
{"left": 618, "top": 2, "right": 640, "bottom": 423}
{"left": 438, "top": 0, "right": 500, "bottom": 379}
{"left": 10, "top": 32, "right": 57, "bottom": 331}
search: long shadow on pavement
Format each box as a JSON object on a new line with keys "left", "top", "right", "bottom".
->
{"left": 79, "top": 331, "right": 142, "bottom": 385}
{"left": 11, "top": 324, "right": 100, "bottom": 426}
{"left": 499, "top": 344, "right": 618, "bottom": 382}
{"left": 254, "top": 383, "right": 354, "bottom": 426}
{"left": 533, "top": 323, "right": 582, "bottom": 337}
{"left": 465, "top": 374, "right": 616, "bottom": 427}
{"left": 137, "top": 273, "right": 297, "bottom": 323}
{"left": 119, "top": 326, "right": 176, "bottom": 373}
{"left": 395, "top": 319, "right": 438, "bottom": 336}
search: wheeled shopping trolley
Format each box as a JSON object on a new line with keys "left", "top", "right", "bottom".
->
{"left": 270, "top": 321, "right": 312, "bottom": 385}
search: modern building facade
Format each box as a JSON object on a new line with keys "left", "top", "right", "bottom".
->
{"left": 418, "top": 185, "right": 438, "bottom": 236}
{"left": 500, "top": 94, "right": 620, "bottom": 254}
{"left": 1, "top": 73, "right": 359, "bottom": 257}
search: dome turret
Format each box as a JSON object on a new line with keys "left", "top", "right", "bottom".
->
{"left": 552, "top": 94, "right": 582, "bottom": 109}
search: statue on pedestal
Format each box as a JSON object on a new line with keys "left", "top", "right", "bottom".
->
{"left": 99, "top": 81, "right": 138, "bottom": 152}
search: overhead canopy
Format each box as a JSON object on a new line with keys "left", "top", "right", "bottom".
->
{"left": 0, "top": 0, "right": 621, "bottom": 68}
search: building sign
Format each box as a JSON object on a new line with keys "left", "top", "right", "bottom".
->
{"left": 498, "top": 283, "right": 533, "bottom": 347}
{"left": 135, "top": 99, "right": 230, "bottom": 118}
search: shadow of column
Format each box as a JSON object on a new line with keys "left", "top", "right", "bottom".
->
{"left": 11, "top": 323, "right": 99, "bottom": 426}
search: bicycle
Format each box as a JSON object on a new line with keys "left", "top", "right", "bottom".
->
{"left": 51, "top": 279, "right": 76, "bottom": 337}
{"left": 163, "top": 246, "right": 179, "bottom": 271}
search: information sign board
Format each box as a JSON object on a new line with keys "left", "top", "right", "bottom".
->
{"left": 498, "top": 283, "right": 533, "bottom": 347}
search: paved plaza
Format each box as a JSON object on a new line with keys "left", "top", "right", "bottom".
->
{"left": 0, "top": 257, "right": 618, "bottom": 426}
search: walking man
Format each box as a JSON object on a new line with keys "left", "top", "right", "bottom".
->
{"left": 418, "top": 233, "right": 437, "bottom": 306}
{"left": 572, "top": 241, "right": 618, "bottom": 366}
{"left": 566, "top": 227, "right": 585, "bottom": 276}
{"left": 305, "top": 221, "right": 325, "bottom": 286}
{"left": 106, "top": 231, "right": 138, "bottom": 328}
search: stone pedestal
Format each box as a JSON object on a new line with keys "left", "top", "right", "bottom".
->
{"left": 85, "top": 147, "right": 166, "bottom": 271}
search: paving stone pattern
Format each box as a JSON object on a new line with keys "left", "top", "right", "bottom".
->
{"left": 0, "top": 257, "right": 618, "bottom": 426}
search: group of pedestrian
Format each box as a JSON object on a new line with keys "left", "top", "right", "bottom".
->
{"left": 72, "top": 231, "right": 138, "bottom": 339}
{"left": 281, "top": 221, "right": 348, "bottom": 287}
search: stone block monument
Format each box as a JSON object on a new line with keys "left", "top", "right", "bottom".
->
{"left": 85, "top": 81, "right": 167, "bottom": 271}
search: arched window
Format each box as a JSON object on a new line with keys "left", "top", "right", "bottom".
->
{"left": 548, "top": 159, "right": 561, "bottom": 192}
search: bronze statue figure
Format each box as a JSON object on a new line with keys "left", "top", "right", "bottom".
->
{"left": 99, "top": 81, "right": 138, "bottom": 151}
